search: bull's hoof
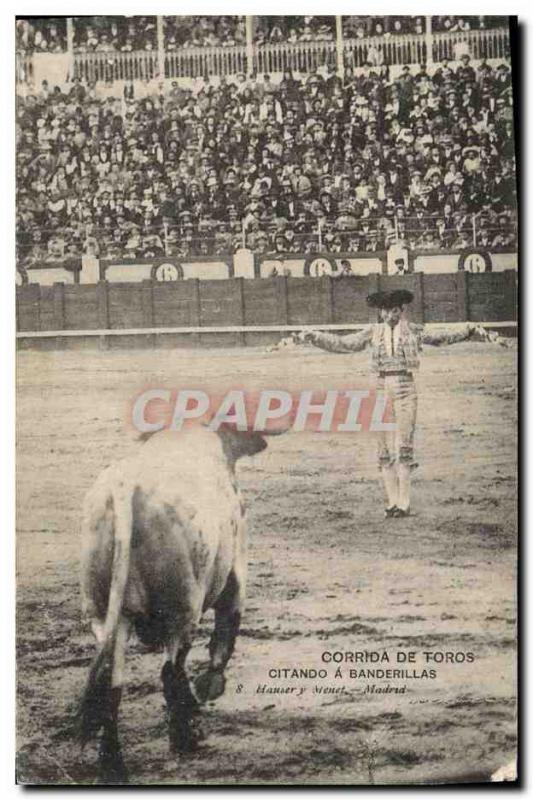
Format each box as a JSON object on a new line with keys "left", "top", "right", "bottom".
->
{"left": 194, "top": 670, "right": 226, "bottom": 703}
{"left": 169, "top": 719, "right": 205, "bottom": 754}
{"left": 98, "top": 754, "right": 129, "bottom": 785}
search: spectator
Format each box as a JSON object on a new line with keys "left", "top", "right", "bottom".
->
{"left": 73, "top": 17, "right": 157, "bottom": 52}
{"left": 16, "top": 41, "right": 516, "bottom": 265}
{"left": 164, "top": 16, "right": 246, "bottom": 49}
{"left": 254, "top": 16, "right": 335, "bottom": 44}
{"left": 16, "top": 18, "right": 67, "bottom": 53}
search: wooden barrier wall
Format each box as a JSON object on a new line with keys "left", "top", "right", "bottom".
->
{"left": 16, "top": 272, "right": 517, "bottom": 348}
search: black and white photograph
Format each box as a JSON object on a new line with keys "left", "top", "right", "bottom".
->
{"left": 14, "top": 11, "right": 518, "bottom": 786}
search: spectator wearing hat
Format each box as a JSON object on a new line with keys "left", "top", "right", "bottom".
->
{"left": 392, "top": 257, "right": 408, "bottom": 275}
{"left": 290, "top": 165, "right": 312, "bottom": 198}
{"left": 456, "top": 54, "right": 476, "bottom": 85}
{"left": 494, "top": 64, "right": 511, "bottom": 95}
{"left": 337, "top": 258, "right": 353, "bottom": 276}
{"left": 462, "top": 146, "right": 481, "bottom": 174}
{"left": 365, "top": 229, "right": 381, "bottom": 252}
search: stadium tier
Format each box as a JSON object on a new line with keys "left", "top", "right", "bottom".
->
{"left": 16, "top": 16, "right": 516, "bottom": 273}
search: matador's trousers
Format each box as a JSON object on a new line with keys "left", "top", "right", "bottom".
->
{"left": 376, "top": 373, "right": 418, "bottom": 470}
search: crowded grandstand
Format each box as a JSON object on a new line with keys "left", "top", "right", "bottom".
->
{"left": 15, "top": 16, "right": 516, "bottom": 269}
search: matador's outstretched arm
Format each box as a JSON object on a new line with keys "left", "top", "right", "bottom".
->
{"left": 296, "top": 324, "right": 489, "bottom": 352}
{"left": 268, "top": 323, "right": 511, "bottom": 353}
{"left": 419, "top": 323, "right": 511, "bottom": 347}
{"left": 296, "top": 328, "right": 373, "bottom": 353}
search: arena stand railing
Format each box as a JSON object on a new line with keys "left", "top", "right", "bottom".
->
{"left": 431, "top": 28, "right": 510, "bottom": 61}
{"left": 16, "top": 19, "right": 511, "bottom": 84}
{"left": 343, "top": 34, "right": 428, "bottom": 68}
{"left": 75, "top": 26, "right": 511, "bottom": 81}
{"left": 255, "top": 40, "right": 337, "bottom": 75}
{"left": 73, "top": 50, "right": 160, "bottom": 83}
{"left": 165, "top": 46, "right": 248, "bottom": 80}
{"left": 16, "top": 212, "right": 518, "bottom": 266}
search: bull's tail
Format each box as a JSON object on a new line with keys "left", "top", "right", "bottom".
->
{"left": 75, "top": 639, "right": 114, "bottom": 746}
{"left": 76, "top": 480, "right": 133, "bottom": 746}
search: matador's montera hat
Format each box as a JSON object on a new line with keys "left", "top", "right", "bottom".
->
{"left": 367, "top": 289, "right": 414, "bottom": 309}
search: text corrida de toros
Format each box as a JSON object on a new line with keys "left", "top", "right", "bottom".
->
{"left": 267, "top": 650, "right": 475, "bottom": 681}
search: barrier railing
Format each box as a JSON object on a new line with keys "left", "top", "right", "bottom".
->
{"left": 16, "top": 269, "right": 518, "bottom": 343}
{"left": 20, "top": 26, "right": 511, "bottom": 85}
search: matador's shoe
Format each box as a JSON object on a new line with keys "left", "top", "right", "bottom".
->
{"left": 393, "top": 507, "right": 410, "bottom": 518}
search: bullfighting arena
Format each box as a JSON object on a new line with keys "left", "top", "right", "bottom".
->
{"left": 16, "top": 340, "right": 517, "bottom": 785}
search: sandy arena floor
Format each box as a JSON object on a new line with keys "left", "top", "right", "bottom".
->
{"left": 16, "top": 341, "right": 517, "bottom": 785}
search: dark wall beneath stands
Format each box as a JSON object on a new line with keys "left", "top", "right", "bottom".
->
{"left": 16, "top": 272, "right": 518, "bottom": 346}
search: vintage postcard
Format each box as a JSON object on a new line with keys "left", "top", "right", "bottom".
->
{"left": 15, "top": 13, "right": 518, "bottom": 785}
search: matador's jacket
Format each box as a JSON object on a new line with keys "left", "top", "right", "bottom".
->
{"left": 307, "top": 320, "right": 479, "bottom": 469}
{"left": 307, "top": 320, "right": 478, "bottom": 370}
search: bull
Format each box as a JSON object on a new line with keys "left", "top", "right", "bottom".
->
{"left": 76, "top": 425, "right": 270, "bottom": 783}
